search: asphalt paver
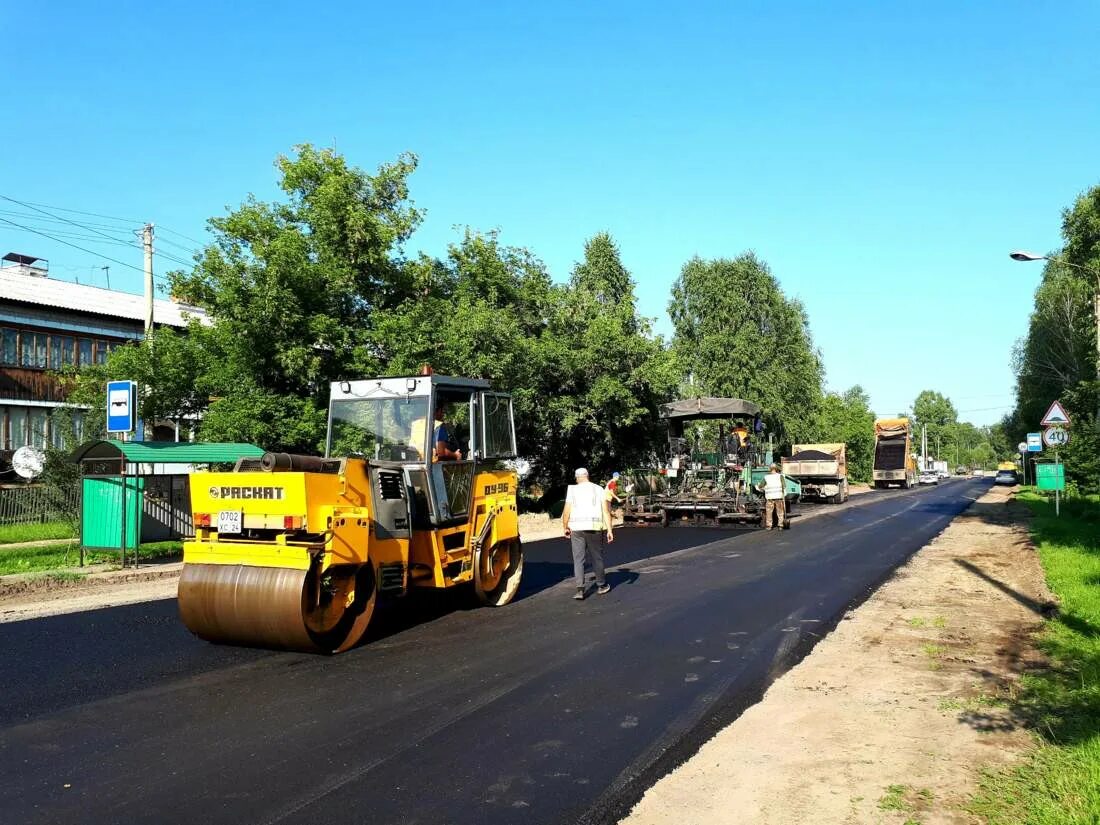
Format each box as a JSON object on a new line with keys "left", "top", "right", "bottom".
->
{"left": 0, "top": 480, "right": 986, "bottom": 825}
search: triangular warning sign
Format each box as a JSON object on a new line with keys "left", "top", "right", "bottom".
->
{"left": 1041, "top": 400, "right": 1071, "bottom": 427}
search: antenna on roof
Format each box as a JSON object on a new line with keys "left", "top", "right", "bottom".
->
{"left": 102, "top": 265, "right": 111, "bottom": 290}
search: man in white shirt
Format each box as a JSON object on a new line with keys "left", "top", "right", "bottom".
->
{"left": 561, "top": 467, "right": 615, "bottom": 600}
{"left": 760, "top": 463, "right": 786, "bottom": 530}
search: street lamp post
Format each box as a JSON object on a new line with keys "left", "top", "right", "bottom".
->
{"left": 1010, "top": 250, "right": 1100, "bottom": 423}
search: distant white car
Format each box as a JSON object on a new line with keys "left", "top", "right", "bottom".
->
{"left": 936, "top": 470, "right": 950, "bottom": 481}
{"left": 971, "top": 469, "right": 984, "bottom": 477}
{"left": 918, "top": 471, "right": 938, "bottom": 485}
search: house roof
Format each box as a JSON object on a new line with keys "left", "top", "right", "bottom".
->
{"left": 0, "top": 267, "right": 207, "bottom": 328}
{"left": 70, "top": 440, "right": 265, "bottom": 464}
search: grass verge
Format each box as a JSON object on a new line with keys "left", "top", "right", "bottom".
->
{"left": 0, "top": 541, "right": 183, "bottom": 576}
{"left": 969, "top": 490, "right": 1100, "bottom": 824}
{"left": 0, "top": 521, "right": 77, "bottom": 544}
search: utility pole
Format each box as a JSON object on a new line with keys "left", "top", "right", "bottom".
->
{"left": 142, "top": 223, "right": 154, "bottom": 338}
{"left": 139, "top": 223, "right": 155, "bottom": 444}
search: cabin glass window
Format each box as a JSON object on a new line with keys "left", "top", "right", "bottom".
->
{"left": 480, "top": 393, "right": 516, "bottom": 459}
{"left": 78, "top": 338, "right": 93, "bottom": 366}
{"left": 95, "top": 340, "right": 110, "bottom": 365}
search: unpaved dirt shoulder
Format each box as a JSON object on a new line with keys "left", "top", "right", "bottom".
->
{"left": 0, "top": 564, "right": 181, "bottom": 623}
{"left": 622, "top": 486, "right": 1051, "bottom": 825}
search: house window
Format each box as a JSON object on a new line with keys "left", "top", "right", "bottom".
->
{"left": 95, "top": 340, "right": 109, "bottom": 365}
{"left": 21, "top": 332, "right": 48, "bottom": 368}
{"left": 78, "top": 338, "right": 93, "bottom": 366}
{"left": 60, "top": 336, "right": 75, "bottom": 366}
{"left": 8, "top": 407, "right": 28, "bottom": 449}
{"left": 29, "top": 408, "right": 47, "bottom": 449}
{"left": 1, "top": 329, "right": 17, "bottom": 365}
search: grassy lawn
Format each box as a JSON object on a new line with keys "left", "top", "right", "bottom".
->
{"left": 0, "top": 521, "right": 78, "bottom": 544}
{"left": 970, "top": 490, "right": 1100, "bottom": 824}
{"left": 0, "top": 540, "right": 183, "bottom": 576}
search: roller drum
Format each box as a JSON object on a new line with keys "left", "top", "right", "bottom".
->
{"left": 178, "top": 563, "right": 375, "bottom": 654}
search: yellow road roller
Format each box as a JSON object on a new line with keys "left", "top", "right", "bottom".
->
{"left": 178, "top": 373, "right": 523, "bottom": 653}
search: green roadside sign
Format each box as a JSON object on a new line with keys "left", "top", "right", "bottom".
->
{"left": 1035, "top": 462, "right": 1065, "bottom": 492}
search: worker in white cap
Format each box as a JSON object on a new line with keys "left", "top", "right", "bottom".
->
{"left": 561, "top": 467, "right": 614, "bottom": 600}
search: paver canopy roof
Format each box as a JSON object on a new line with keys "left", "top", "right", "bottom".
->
{"left": 659, "top": 397, "right": 762, "bottom": 420}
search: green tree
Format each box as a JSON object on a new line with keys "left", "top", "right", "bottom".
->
{"left": 911, "top": 390, "right": 958, "bottom": 459}
{"left": 1007, "top": 183, "right": 1100, "bottom": 491}
{"left": 812, "top": 385, "right": 876, "bottom": 482}
{"left": 669, "top": 253, "right": 823, "bottom": 444}
{"left": 370, "top": 230, "right": 675, "bottom": 484}
{"left": 71, "top": 146, "right": 422, "bottom": 453}
{"left": 541, "top": 233, "right": 676, "bottom": 479}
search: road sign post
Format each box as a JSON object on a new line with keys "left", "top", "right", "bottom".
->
{"left": 1040, "top": 401, "right": 1071, "bottom": 428}
{"left": 1043, "top": 426, "right": 1069, "bottom": 448}
{"left": 1035, "top": 461, "right": 1065, "bottom": 516}
{"left": 106, "top": 380, "right": 137, "bottom": 567}
{"left": 106, "top": 380, "right": 137, "bottom": 436}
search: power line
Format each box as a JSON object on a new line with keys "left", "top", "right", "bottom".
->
{"left": 156, "top": 235, "right": 199, "bottom": 256}
{"left": 0, "top": 209, "right": 137, "bottom": 233}
{"left": 0, "top": 225, "right": 137, "bottom": 246}
{"left": 158, "top": 224, "right": 204, "bottom": 246}
{"left": 4, "top": 198, "right": 142, "bottom": 224}
{"left": 0, "top": 194, "right": 143, "bottom": 249}
{"left": 0, "top": 215, "right": 194, "bottom": 270}
{"left": 0, "top": 215, "right": 147, "bottom": 274}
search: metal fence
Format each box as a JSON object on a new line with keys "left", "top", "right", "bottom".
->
{"left": 0, "top": 484, "right": 80, "bottom": 526}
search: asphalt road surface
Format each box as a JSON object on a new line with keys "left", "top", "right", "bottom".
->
{"left": 0, "top": 479, "right": 988, "bottom": 825}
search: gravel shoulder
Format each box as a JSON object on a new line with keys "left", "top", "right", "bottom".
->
{"left": 622, "top": 485, "right": 1050, "bottom": 825}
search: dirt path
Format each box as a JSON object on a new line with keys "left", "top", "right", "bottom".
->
{"left": 622, "top": 486, "right": 1050, "bottom": 825}
{"left": 0, "top": 576, "right": 180, "bottom": 623}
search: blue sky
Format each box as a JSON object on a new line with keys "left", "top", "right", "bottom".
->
{"left": 3, "top": 1, "right": 1098, "bottom": 426}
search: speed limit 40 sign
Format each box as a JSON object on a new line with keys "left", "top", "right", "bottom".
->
{"left": 1043, "top": 427, "right": 1069, "bottom": 447}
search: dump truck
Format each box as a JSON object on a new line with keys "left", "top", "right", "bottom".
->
{"left": 783, "top": 443, "right": 848, "bottom": 503}
{"left": 623, "top": 397, "right": 800, "bottom": 528}
{"left": 178, "top": 372, "right": 524, "bottom": 654}
{"left": 873, "top": 417, "right": 917, "bottom": 489}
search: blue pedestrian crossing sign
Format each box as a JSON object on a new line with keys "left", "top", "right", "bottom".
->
{"left": 1040, "top": 401, "right": 1071, "bottom": 427}
{"left": 106, "top": 380, "right": 137, "bottom": 434}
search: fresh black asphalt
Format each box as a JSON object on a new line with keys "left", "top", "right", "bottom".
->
{"left": 0, "top": 479, "right": 988, "bottom": 825}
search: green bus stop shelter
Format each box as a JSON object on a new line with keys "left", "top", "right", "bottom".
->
{"left": 71, "top": 440, "right": 265, "bottom": 557}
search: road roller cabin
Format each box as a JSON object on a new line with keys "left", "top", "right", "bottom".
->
{"left": 178, "top": 373, "right": 523, "bottom": 653}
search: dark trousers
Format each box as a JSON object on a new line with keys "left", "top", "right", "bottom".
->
{"left": 570, "top": 531, "right": 606, "bottom": 589}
